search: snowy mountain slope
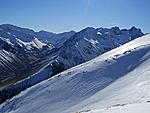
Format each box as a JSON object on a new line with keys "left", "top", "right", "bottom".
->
{"left": 0, "top": 34, "right": 150, "bottom": 113}
{"left": 80, "top": 103, "right": 150, "bottom": 113}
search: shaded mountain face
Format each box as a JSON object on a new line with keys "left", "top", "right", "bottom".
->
{"left": 0, "top": 24, "right": 54, "bottom": 86}
{"left": 0, "top": 24, "right": 144, "bottom": 104}
{"left": 0, "top": 24, "right": 75, "bottom": 86}
{"left": 1, "top": 34, "right": 149, "bottom": 113}
{"left": 0, "top": 24, "right": 75, "bottom": 104}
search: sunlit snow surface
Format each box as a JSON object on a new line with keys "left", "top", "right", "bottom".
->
{"left": 84, "top": 103, "right": 150, "bottom": 113}
{"left": 0, "top": 34, "right": 150, "bottom": 113}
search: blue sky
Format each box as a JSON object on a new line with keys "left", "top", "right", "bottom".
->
{"left": 0, "top": 0, "right": 149, "bottom": 33}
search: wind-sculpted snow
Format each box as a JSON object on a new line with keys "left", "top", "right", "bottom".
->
{"left": 0, "top": 34, "right": 150, "bottom": 113}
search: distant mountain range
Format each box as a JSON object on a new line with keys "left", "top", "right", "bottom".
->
{"left": 0, "top": 24, "right": 144, "bottom": 104}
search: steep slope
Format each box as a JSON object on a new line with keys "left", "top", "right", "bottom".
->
{"left": 0, "top": 24, "right": 75, "bottom": 104}
{"left": 0, "top": 24, "right": 75, "bottom": 87}
{"left": 0, "top": 24, "right": 53, "bottom": 87}
{"left": 0, "top": 34, "right": 150, "bottom": 113}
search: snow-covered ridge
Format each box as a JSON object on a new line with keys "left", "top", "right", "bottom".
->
{"left": 0, "top": 24, "right": 75, "bottom": 48}
{"left": 0, "top": 24, "right": 51, "bottom": 50}
{"left": 0, "top": 34, "right": 150, "bottom": 113}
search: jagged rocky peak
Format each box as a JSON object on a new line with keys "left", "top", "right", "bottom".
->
{"left": 129, "top": 26, "right": 144, "bottom": 39}
{"left": 65, "top": 27, "right": 97, "bottom": 42}
{"left": 80, "top": 27, "right": 97, "bottom": 35}
{"left": 110, "top": 26, "right": 121, "bottom": 34}
{"left": 97, "top": 26, "right": 144, "bottom": 36}
{"left": 64, "top": 26, "right": 144, "bottom": 44}
{"left": 97, "top": 27, "right": 109, "bottom": 34}
{"left": 82, "top": 27, "right": 96, "bottom": 32}
{"left": 97, "top": 26, "right": 121, "bottom": 35}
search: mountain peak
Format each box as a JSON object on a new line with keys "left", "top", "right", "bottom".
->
{"left": 129, "top": 26, "right": 144, "bottom": 39}
{"left": 82, "top": 27, "right": 96, "bottom": 32}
